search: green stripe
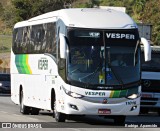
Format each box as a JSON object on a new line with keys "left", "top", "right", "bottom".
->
{"left": 119, "top": 89, "right": 127, "bottom": 97}
{"left": 15, "top": 55, "right": 32, "bottom": 74}
{"left": 112, "top": 90, "right": 120, "bottom": 98}
{"left": 109, "top": 87, "right": 138, "bottom": 98}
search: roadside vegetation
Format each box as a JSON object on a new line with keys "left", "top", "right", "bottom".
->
{"left": 0, "top": 0, "right": 160, "bottom": 45}
{"left": 0, "top": 35, "right": 12, "bottom": 53}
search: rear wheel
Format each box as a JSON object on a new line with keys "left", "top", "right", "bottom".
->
{"left": 31, "top": 107, "right": 39, "bottom": 115}
{"left": 114, "top": 116, "right": 126, "bottom": 125}
{"left": 53, "top": 97, "right": 66, "bottom": 122}
{"left": 20, "top": 90, "right": 30, "bottom": 114}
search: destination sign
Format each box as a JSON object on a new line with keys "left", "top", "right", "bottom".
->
{"left": 106, "top": 33, "right": 135, "bottom": 40}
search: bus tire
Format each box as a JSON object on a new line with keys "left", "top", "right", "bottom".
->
{"left": 31, "top": 107, "right": 39, "bottom": 115}
{"left": 20, "top": 90, "right": 30, "bottom": 114}
{"left": 114, "top": 116, "right": 126, "bottom": 125}
{"left": 53, "top": 99, "right": 66, "bottom": 122}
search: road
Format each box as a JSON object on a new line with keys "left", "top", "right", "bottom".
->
{"left": 0, "top": 95, "right": 160, "bottom": 130}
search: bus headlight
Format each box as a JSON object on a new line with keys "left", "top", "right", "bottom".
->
{"left": 70, "top": 92, "right": 83, "bottom": 98}
{"left": 126, "top": 93, "right": 140, "bottom": 99}
{"left": 62, "top": 86, "right": 84, "bottom": 98}
{"left": 0, "top": 83, "right": 2, "bottom": 86}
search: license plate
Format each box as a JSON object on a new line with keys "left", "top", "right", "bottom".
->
{"left": 142, "top": 94, "right": 153, "bottom": 98}
{"left": 98, "top": 109, "right": 111, "bottom": 114}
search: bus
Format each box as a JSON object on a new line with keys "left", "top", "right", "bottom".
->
{"left": 11, "top": 8, "right": 151, "bottom": 124}
{"left": 141, "top": 46, "right": 160, "bottom": 115}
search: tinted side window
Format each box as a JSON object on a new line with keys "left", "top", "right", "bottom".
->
{"left": 31, "top": 24, "right": 45, "bottom": 53}
{"left": 13, "top": 27, "right": 30, "bottom": 54}
{"left": 13, "top": 28, "right": 23, "bottom": 54}
{"left": 13, "top": 22, "right": 57, "bottom": 57}
{"left": 45, "top": 23, "right": 57, "bottom": 58}
{"left": 12, "top": 29, "right": 18, "bottom": 53}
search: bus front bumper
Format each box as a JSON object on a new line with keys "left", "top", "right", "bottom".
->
{"left": 57, "top": 96, "right": 140, "bottom": 116}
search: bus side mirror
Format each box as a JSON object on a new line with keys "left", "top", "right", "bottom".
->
{"left": 141, "top": 37, "right": 151, "bottom": 62}
{"left": 60, "top": 34, "right": 67, "bottom": 59}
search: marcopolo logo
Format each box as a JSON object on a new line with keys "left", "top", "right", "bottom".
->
{"left": 106, "top": 33, "right": 135, "bottom": 40}
{"left": 85, "top": 91, "right": 105, "bottom": 96}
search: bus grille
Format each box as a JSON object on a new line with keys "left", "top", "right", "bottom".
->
{"left": 141, "top": 79, "right": 160, "bottom": 93}
{"left": 141, "top": 97, "right": 158, "bottom": 106}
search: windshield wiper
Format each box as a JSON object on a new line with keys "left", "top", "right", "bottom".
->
{"left": 79, "top": 63, "right": 101, "bottom": 83}
{"left": 108, "top": 62, "right": 124, "bottom": 88}
{"left": 81, "top": 62, "right": 124, "bottom": 88}
{"left": 107, "top": 47, "right": 124, "bottom": 88}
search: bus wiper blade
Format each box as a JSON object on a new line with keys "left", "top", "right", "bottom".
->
{"left": 108, "top": 62, "right": 124, "bottom": 88}
{"left": 79, "top": 72, "right": 94, "bottom": 82}
{"left": 79, "top": 65, "right": 101, "bottom": 83}
{"left": 79, "top": 59, "right": 103, "bottom": 86}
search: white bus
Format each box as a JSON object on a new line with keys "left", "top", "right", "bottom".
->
{"left": 11, "top": 8, "right": 151, "bottom": 124}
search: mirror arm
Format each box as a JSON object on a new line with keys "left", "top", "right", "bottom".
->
{"left": 141, "top": 37, "right": 151, "bottom": 62}
{"left": 60, "top": 33, "right": 66, "bottom": 59}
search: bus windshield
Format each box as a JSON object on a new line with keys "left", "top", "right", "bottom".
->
{"left": 67, "top": 28, "right": 140, "bottom": 89}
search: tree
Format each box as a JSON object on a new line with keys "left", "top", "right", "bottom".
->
{"left": 0, "top": 3, "right": 4, "bottom": 17}
{"left": 12, "top": 0, "right": 33, "bottom": 20}
{"left": 141, "top": 0, "right": 160, "bottom": 45}
{"left": 12, "top": 0, "right": 77, "bottom": 20}
{"left": 2, "top": 4, "right": 17, "bottom": 28}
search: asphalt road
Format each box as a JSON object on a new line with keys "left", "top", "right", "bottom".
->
{"left": 0, "top": 94, "right": 160, "bottom": 130}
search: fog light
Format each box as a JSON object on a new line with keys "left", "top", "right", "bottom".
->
{"left": 130, "top": 106, "right": 137, "bottom": 111}
{"left": 69, "top": 104, "right": 78, "bottom": 110}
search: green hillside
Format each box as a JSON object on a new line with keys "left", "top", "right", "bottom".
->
{"left": 0, "top": 35, "right": 12, "bottom": 53}
{"left": 0, "top": 0, "right": 160, "bottom": 45}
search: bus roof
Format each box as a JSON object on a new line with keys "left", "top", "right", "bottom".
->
{"left": 14, "top": 8, "right": 137, "bottom": 29}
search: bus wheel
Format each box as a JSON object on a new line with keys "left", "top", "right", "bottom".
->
{"left": 53, "top": 99, "right": 66, "bottom": 122}
{"left": 20, "top": 90, "right": 30, "bottom": 114}
{"left": 31, "top": 107, "right": 39, "bottom": 115}
{"left": 114, "top": 116, "right": 126, "bottom": 125}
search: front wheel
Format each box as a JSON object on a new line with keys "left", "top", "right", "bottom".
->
{"left": 53, "top": 99, "right": 66, "bottom": 122}
{"left": 31, "top": 107, "right": 39, "bottom": 115}
{"left": 20, "top": 90, "right": 30, "bottom": 114}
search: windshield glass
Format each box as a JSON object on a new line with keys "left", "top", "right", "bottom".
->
{"left": 67, "top": 28, "right": 140, "bottom": 88}
{"left": 142, "top": 53, "right": 160, "bottom": 71}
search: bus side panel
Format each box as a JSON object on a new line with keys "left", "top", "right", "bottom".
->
{"left": 11, "top": 74, "right": 24, "bottom": 105}
{"left": 23, "top": 74, "right": 46, "bottom": 109}
{"left": 11, "top": 54, "right": 58, "bottom": 110}
{"left": 11, "top": 50, "right": 23, "bottom": 105}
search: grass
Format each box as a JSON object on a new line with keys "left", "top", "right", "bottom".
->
{"left": 0, "top": 35, "right": 12, "bottom": 53}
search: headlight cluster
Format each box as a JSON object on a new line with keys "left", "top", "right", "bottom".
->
{"left": 62, "top": 86, "right": 84, "bottom": 98}
{"left": 126, "top": 93, "right": 141, "bottom": 99}
{"left": 0, "top": 83, "right": 2, "bottom": 86}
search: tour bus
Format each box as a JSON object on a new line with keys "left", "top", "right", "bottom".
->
{"left": 141, "top": 46, "right": 160, "bottom": 115}
{"left": 11, "top": 8, "right": 151, "bottom": 124}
